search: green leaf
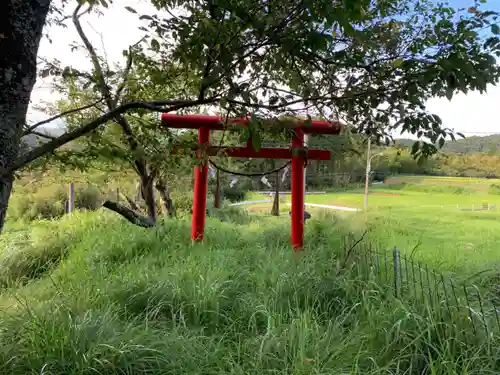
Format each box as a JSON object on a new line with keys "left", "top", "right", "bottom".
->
{"left": 411, "top": 141, "right": 420, "bottom": 155}
{"left": 392, "top": 58, "right": 404, "bottom": 68}
{"left": 151, "top": 39, "right": 160, "bottom": 52}
{"left": 438, "top": 137, "right": 445, "bottom": 148}
{"left": 491, "top": 24, "right": 500, "bottom": 35}
{"left": 445, "top": 87, "right": 454, "bottom": 101}
{"left": 251, "top": 133, "right": 261, "bottom": 152}
{"left": 125, "top": 6, "right": 137, "bottom": 13}
{"left": 238, "top": 127, "right": 249, "bottom": 144}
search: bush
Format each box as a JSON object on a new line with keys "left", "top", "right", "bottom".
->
{"left": 220, "top": 186, "right": 246, "bottom": 202}
{"left": 170, "top": 190, "right": 216, "bottom": 215}
{"left": 489, "top": 184, "right": 500, "bottom": 195}
{"left": 209, "top": 204, "right": 252, "bottom": 224}
{"left": 8, "top": 184, "right": 103, "bottom": 222}
{"left": 386, "top": 182, "right": 407, "bottom": 190}
{"left": 404, "top": 183, "right": 475, "bottom": 195}
{"left": 170, "top": 190, "right": 194, "bottom": 214}
{"left": 75, "top": 185, "right": 102, "bottom": 210}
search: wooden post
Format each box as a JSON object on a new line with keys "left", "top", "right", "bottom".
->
{"left": 214, "top": 168, "right": 221, "bottom": 208}
{"left": 393, "top": 247, "right": 401, "bottom": 298}
{"left": 68, "top": 183, "right": 75, "bottom": 213}
{"left": 271, "top": 168, "right": 280, "bottom": 216}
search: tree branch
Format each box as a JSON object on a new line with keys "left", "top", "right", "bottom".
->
{"left": 73, "top": 4, "right": 151, "bottom": 184}
{"left": 29, "top": 131, "right": 56, "bottom": 140}
{"left": 23, "top": 98, "right": 104, "bottom": 136}
{"left": 113, "top": 38, "right": 145, "bottom": 106}
{"left": 3, "top": 97, "right": 218, "bottom": 177}
{"left": 102, "top": 200, "right": 154, "bottom": 228}
{"left": 73, "top": 3, "right": 113, "bottom": 107}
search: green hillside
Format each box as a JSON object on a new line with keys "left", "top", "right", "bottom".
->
{"left": 395, "top": 134, "right": 500, "bottom": 154}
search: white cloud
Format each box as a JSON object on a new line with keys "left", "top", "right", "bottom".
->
{"left": 425, "top": 84, "right": 500, "bottom": 137}
{"left": 30, "top": 0, "right": 500, "bottom": 139}
{"left": 30, "top": 0, "right": 158, "bottom": 125}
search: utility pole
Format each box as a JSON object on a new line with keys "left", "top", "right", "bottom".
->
{"left": 364, "top": 138, "right": 383, "bottom": 210}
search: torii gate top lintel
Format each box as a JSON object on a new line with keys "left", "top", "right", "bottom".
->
{"left": 161, "top": 113, "right": 342, "bottom": 135}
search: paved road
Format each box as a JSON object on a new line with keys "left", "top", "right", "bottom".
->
{"left": 229, "top": 200, "right": 359, "bottom": 212}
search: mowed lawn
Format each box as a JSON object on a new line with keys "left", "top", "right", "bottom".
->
{"left": 245, "top": 177, "right": 500, "bottom": 277}
{"left": 308, "top": 179, "right": 500, "bottom": 276}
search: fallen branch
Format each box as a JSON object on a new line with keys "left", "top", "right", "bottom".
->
{"left": 102, "top": 200, "right": 154, "bottom": 228}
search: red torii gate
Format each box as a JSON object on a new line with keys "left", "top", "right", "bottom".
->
{"left": 161, "top": 113, "right": 342, "bottom": 250}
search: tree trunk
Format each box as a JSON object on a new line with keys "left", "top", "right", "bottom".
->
{"left": 155, "top": 179, "right": 176, "bottom": 217}
{"left": 135, "top": 182, "right": 141, "bottom": 202}
{"left": 141, "top": 175, "right": 157, "bottom": 224}
{"left": 0, "top": 0, "right": 52, "bottom": 233}
{"left": 0, "top": 178, "right": 13, "bottom": 231}
{"left": 271, "top": 167, "right": 280, "bottom": 216}
{"left": 214, "top": 169, "right": 221, "bottom": 208}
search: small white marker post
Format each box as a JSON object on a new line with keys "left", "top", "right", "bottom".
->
{"left": 68, "top": 183, "right": 75, "bottom": 214}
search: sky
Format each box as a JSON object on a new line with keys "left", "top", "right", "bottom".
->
{"left": 30, "top": 0, "right": 500, "bottom": 138}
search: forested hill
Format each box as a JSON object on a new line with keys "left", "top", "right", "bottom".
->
{"left": 395, "top": 134, "right": 500, "bottom": 154}
{"left": 21, "top": 127, "right": 500, "bottom": 155}
{"left": 21, "top": 128, "right": 65, "bottom": 148}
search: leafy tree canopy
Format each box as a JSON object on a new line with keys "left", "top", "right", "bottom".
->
{"left": 25, "top": 0, "right": 498, "bottom": 173}
{"left": 127, "top": 0, "right": 500, "bottom": 156}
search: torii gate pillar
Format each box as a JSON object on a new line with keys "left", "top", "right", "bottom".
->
{"left": 192, "top": 127, "right": 210, "bottom": 241}
{"left": 290, "top": 127, "right": 305, "bottom": 249}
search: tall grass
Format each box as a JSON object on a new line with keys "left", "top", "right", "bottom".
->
{"left": 0, "top": 210, "right": 498, "bottom": 374}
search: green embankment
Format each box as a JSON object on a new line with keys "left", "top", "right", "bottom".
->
{"left": 0, "top": 210, "right": 496, "bottom": 374}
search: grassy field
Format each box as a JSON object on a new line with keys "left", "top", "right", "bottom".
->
{"left": 246, "top": 176, "right": 500, "bottom": 277}
{"left": 2, "top": 173, "right": 500, "bottom": 373}
{"left": 0, "top": 209, "right": 498, "bottom": 374}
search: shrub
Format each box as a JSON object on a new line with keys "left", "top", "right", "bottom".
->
{"left": 209, "top": 204, "right": 251, "bottom": 224}
{"left": 489, "top": 184, "right": 500, "bottom": 195}
{"left": 8, "top": 184, "right": 103, "bottom": 222}
{"left": 75, "top": 185, "right": 102, "bottom": 210}
{"left": 386, "top": 182, "right": 407, "bottom": 190}
{"left": 220, "top": 186, "right": 246, "bottom": 202}
{"left": 170, "top": 190, "right": 194, "bottom": 214}
{"left": 404, "top": 183, "right": 475, "bottom": 195}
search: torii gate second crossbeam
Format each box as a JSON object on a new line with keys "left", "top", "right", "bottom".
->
{"left": 161, "top": 113, "right": 342, "bottom": 250}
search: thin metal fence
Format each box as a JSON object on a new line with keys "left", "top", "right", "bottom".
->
{"left": 341, "top": 235, "right": 500, "bottom": 345}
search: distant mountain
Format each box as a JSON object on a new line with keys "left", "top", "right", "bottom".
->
{"left": 21, "top": 127, "right": 65, "bottom": 148}
{"left": 19, "top": 127, "right": 500, "bottom": 156}
{"left": 394, "top": 134, "right": 500, "bottom": 154}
